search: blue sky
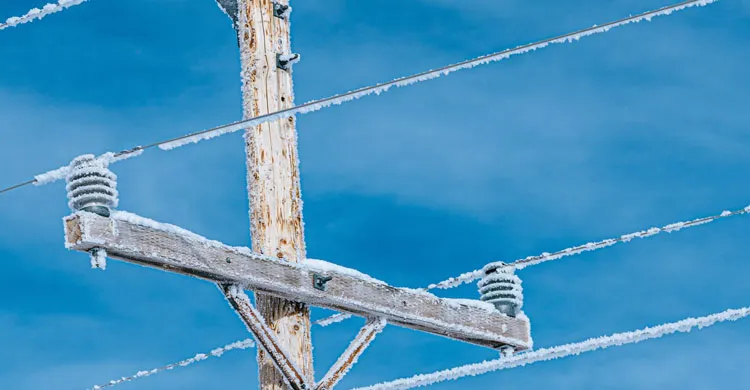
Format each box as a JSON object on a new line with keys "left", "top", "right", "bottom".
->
{"left": 1, "top": 0, "right": 749, "bottom": 389}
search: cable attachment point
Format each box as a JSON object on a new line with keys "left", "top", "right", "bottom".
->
{"left": 277, "top": 52, "right": 300, "bottom": 71}
{"left": 478, "top": 262, "right": 523, "bottom": 317}
{"left": 273, "top": 2, "right": 291, "bottom": 19}
{"left": 66, "top": 154, "right": 118, "bottom": 217}
{"left": 89, "top": 247, "right": 107, "bottom": 270}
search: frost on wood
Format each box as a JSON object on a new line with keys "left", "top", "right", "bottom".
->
{"left": 306, "top": 258, "right": 386, "bottom": 285}
{"left": 222, "top": 285, "right": 311, "bottom": 390}
{"left": 66, "top": 211, "right": 531, "bottom": 350}
{"left": 317, "top": 317, "right": 387, "bottom": 389}
{"left": 443, "top": 298, "right": 497, "bottom": 313}
{"left": 0, "top": 0, "right": 88, "bottom": 30}
{"left": 426, "top": 203, "right": 750, "bottom": 291}
{"left": 353, "top": 305, "right": 750, "bottom": 390}
{"left": 157, "top": 0, "right": 717, "bottom": 150}
{"left": 89, "top": 339, "right": 255, "bottom": 389}
{"left": 110, "top": 210, "right": 254, "bottom": 257}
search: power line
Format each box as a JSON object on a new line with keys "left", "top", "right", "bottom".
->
{"left": 351, "top": 305, "right": 750, "bottom": 390}
{"left": 425, "top": 204, "right": 750, "bottom": 291}
{"left": 87, "top": 201, "right": 747, "bottom": 387}
{"left": 0, "top": 0, "right": 89, "bottom": 31}
{"left": 154, "top": 0, "right": 717, "bottom": 151}
{"left": 90, "top": 303, "right": 750, "bottom": 389}
{"left": 0, "top": 0, "right": 716, "bottom": 195}
{"left": 88, "top": 339, "right": 255, "bottom": 390}
{"left": 0, "top": 179, "right": 35, "bottom": 194}
{"left": 312, "top": 204, "right": 750, "bottom": 326}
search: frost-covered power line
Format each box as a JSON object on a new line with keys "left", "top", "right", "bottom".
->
{"left": 156, "top": 0, "right": 717, "bottom": 150}
{"left": 311, "top": 204, "right": 750, "bottom": 326}
{"left": 424, "top": 204, "right": 750, "bottom": 291}
{"left": 0, "top": 0, "right": 717, "bottom": 194}
{"left": 0, "top": 0, "right": 89, "bottom": 31}
{"left": 352, "top": 306, "right": 750, "bottom": 390}
{"left": 88, "top": 339, "right": 255, "bottom": 389}
{"left": 314, "top": 312, "right": 352, "bottom": 327}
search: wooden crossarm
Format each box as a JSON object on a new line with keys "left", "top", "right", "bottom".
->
{"left": 64, "top": 212, "right": 531, "bottom": 351}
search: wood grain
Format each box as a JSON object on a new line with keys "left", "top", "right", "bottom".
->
{"left": 237, "top": 0, "right": 313, "bottom": 388}
{"left": 65, "top": 212, "right": 532, "bottom": 351}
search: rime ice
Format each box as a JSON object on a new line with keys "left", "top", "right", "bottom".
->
{"left": 353, "top": 306, "right": 750, "bottom": 390}
{"left": 1, "top": 0, "right": 89, "bottom": 30}
{"left": 158, "top": 0, "right": 718, "bottom": 151}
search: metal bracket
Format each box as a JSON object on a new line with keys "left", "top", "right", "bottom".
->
{"left": 277, "top": 53, "right": 301, "bottom": 71}
{"left": 273, "top": 2, "right": 291, "bottom": 19}
{"left": 220, "top": 284, "right": 311, "bottom": 390}
{"left": 313, "top": 273, "right": 333, "bottom": 291}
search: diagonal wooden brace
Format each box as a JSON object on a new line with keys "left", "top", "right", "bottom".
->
{"left": 220, "top": 284, "right": 311, "bottom": 390}
{"left": 315, "top": 317, "right": 387, "bottom": 390}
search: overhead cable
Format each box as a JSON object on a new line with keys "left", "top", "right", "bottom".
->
{"left": 0, "top": 0, "right": 89, "bottom": 31}
{"left": 313, "top": 204, "right": 750, "bottom": 327}
{"left": 88, "top": 339, "right": 255, "bottom": 389}
{"left": 352, "top": 305, "right": 750, "bottom": 390}
{"left": 0, "top": 0, "right": 717, "bottom": 195}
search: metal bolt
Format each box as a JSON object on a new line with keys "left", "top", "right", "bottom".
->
{"left": 273, "top": 2, "right": 291, "bottom": 19}
{"left": 277, "top": 52, "right": 300, "bottom": 71}
{"left": 313, "top": 274, "right": 333, "bottom": 291}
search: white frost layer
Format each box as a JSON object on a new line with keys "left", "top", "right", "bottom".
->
{"left": 112, "top": 213, "right": 387, "bottom": 286}
{"left": 315, "top": 312, "right": 353, "bottom": 327}
{"left": 223, "top": 285, "right": 311, "bottom": 389}
{"left": 158, "top": 0, "right": 716, "bottom": 151}
{"left": 33, "top": 148, "right": 144, "bottom": 186}
{"left": 425, "top": 270, "right": 484, "bottom": 291}
{"left": 319, "top": 318, "right": 387, "bottom": 387}
{"left": 353, "top": 305, "right": 750, "bottom": 390}
{"left": 110, "top": 210, "right": 254, "bottom": 257}
{"left": 443, "top": 298, "right": 497, "bottom": 313}
{"left": 426, "top": 204, "right": 750, "bottom": 291}
{"left": 0, "top": 0, "right": 88, "bottom": 30}
{"left": 89, "top": 338, "right": 255, "bottom": 389}
{"left": 305, "top": 258, "right": 386, "bottom": 285}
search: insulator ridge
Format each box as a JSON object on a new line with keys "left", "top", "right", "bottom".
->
{"left": 478, "top": 263, "right": 523, "bottom": 317}
{"left": 66, "top": 155, "right": 118, "bottom": 217}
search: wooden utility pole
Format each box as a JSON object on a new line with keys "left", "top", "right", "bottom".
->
{"left": 61, "top": 2, "right": 533, "bottom": 388}
{"left": 235, "top": 0, "right": 312, "bottom": 388}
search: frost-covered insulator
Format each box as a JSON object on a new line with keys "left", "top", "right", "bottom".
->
{"left": 273, "top": 2, "right": 291, "bottom": 19}
{"left": 478, "top": 262, "right": 523, "bottom": 317}
{"left": 66, "top": 154, "right": 118, "bottom": 217}
{"left": 277, "top": 52, "right": 300, "bottom": 71}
